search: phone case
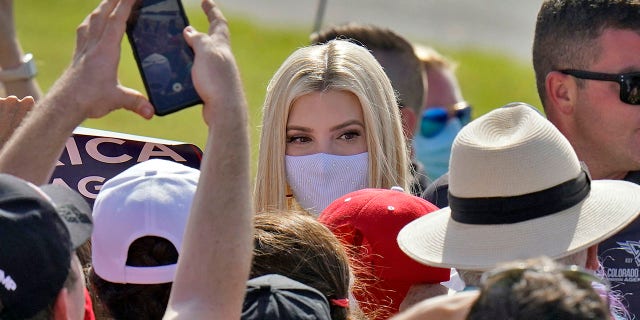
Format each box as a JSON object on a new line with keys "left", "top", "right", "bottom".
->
{"left": 126, "top": 0, "right": 203, "bottom": 116}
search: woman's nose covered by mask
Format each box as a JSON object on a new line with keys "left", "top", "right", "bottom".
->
{"left": 285, "top": 152, "right": 369, "bottom": 216}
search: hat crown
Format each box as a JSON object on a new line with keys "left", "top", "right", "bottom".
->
{"left": 92, "top": 159, "right": 199, "bottom": 284}
{"left": 449, "top": 104, "right": 581, "bottom": 198}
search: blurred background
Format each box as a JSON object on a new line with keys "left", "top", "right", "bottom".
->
{"left": 12, "top": 0, "right": 542, "bottom": 170}
{"left": 210, "top": 0, "right": 543, "bottom": 62}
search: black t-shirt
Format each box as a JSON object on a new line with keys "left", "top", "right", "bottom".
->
{"left": 421, "top": 172, "right": 449, "bottom": 208}
{"left": 597, "top": 170, "right": 640, "bottom": 318}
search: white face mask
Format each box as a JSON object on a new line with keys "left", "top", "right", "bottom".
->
{"left": 285, "top": 152, "right": 369, "bottom": 216}
{"left": 413, "top": 118, "right": 462, "bottom": 181}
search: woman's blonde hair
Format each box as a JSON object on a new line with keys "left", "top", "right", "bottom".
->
{"left": 254, "top": 39, "right": 409, "bottom": 213}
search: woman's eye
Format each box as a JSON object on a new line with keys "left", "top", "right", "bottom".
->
{"left": 340, "top": 131, "right": 361, "bottom": 141}
{"left": 287, "top": 136, "right": 311, "bottom": 144}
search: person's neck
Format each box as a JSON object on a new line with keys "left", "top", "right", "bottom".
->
{"left": 552, "top": 117, "right": 630, "bottom": 180}
{"left": 594, "top": 170, "right": 628, "bottom": 180}
{"left": 570, "top": 141, "right": 629, "bottom": 180}
{"left": 577, "top": 154, "right": 628, "bottom": 180}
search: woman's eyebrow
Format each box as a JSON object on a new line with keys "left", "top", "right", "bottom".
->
{"left": 330, "top": 119, "right": 365, "bottom": 132}
{"left": 286, "top": 125, "right": 312, "bottom": 132}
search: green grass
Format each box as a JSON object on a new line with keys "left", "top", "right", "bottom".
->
{"left": 13, "top": 0, "right": 540, "bottom": 169}
{"left": 448, "top": 48, "right": 541, "bottom": 113}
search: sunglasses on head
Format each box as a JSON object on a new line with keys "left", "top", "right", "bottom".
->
{"left": 481, "top": 263, "right": 611, "bottom": 308}
{"left": 420, "top": 101, "right": 472, "bottom": 138}
{"left": 560, "top": 69, "right": 640, "bottom": 105}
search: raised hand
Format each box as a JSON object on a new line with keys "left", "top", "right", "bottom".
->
{"left": 165, "top": 1, "right": 252, "bottom": 319}
{"left": 0, "top": 0, "right": 154, "bottom": 183}
{"left": 0, "top": 0, "right": 42, "bottom": 99}
{"left": 53, "top": 0, "right": 154, "bottom": 120}
{"left": 182, "top": 0, "right": 246, "bottom": 126}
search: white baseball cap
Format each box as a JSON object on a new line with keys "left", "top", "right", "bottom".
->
{"left": 91, "top": 159, "right": 199, "bottom": 284}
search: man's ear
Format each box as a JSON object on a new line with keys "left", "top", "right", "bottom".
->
{"left": 400, "top": 107, "right": 418, "bottom": 140}
{"left": 52, "top": 288, "right": 70, "bottom": 320}
{"left": 545, "top": 71, "right": 578, "bottom": 115}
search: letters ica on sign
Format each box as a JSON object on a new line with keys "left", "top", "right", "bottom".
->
{"left": 50, "top": 127, "right": 202, "bottom": 206}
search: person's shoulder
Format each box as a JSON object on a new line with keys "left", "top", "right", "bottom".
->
{"left": 421, "top": 172, "right": 450, "bottom": 208}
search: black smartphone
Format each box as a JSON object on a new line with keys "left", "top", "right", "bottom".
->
{"left": 127, "top": 0, "right": 202, "bottom": 116}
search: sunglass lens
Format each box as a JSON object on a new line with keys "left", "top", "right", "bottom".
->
{"left": 421, "top": 108, "right": 448, "bottom": 138}
{"left": 622, "top": 75, "right": 640, "bottom": 105}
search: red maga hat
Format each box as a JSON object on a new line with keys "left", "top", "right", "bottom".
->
{"left": 319, "top": 187, "right": 450, "bottom": 317}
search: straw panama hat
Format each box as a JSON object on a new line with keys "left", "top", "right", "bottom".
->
{"left": 397, "top": 103, "right": 640, "bottom": 271}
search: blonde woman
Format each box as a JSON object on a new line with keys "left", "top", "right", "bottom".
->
{"left": 254, "top": 40, "right": 410, "bottom": 216}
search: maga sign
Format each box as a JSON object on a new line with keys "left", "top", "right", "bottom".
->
{"left": 50, "top": 127, "right": 202, "bottom": 206}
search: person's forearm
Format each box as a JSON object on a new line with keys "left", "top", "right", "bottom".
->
{"left": 0, "top": 27, "right": 42, "bottom": 99}
{"left": 163, "top": 1, "right": 253, "bottom": 316}
{"left": 0, "top": 0, "right": 153, "bottom": 183}
{"left": 168, "top": 67, "right": 252, "bottom": 320}
{"left": 1, "top": 72, "right": 43, "bottom": 101}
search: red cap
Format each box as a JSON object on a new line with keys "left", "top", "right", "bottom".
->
{"left": 84, "top": 287, "right": 95, "bottom": 320}
{"left": 318, "top": 188, "right": 450, "bottom": 318}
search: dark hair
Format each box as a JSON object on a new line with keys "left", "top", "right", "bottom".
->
{"left": 76, "top": 240, "right": 92, "bottom": 270}
{"left": 467, "top": 257, "right": 609, "bottom": 320}
{"left": 251, "top": 211, "right": 351, "bottom": 320}
{"left": 311, "top": 23, "right": 424, "bottom": 114}
{"left": 532, "top": 0, "right": 640, "bottom": 107}
{"left": 89, "top": 236, "right": 178, "bottom": 320}
{"left": 23, "top": 303, "right": 54, "bottom": 320}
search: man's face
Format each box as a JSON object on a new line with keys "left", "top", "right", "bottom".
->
{"left": 424, "top": 67, "right": 459, "bottom": 111}
{"left": 569, "top": 28, "right": 640, "bottom": 178}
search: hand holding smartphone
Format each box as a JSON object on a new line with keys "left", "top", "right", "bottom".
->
{"left": 127, "top": 0, "right": 203, "bottom": 116}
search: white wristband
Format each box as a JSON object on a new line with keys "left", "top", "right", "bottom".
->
{"left": 0, "top": 53, "right": 37, "bottom": 82}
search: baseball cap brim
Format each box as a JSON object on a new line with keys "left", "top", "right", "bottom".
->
{"left": 40, "top": 184, "right": 92, "bottom": 249}
{"left": 398, "top": 180, "right": 640, "bottom": 271}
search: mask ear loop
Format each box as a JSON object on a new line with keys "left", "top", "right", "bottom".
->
{"left": 285, "top": 183, "right": 299, "bottom": 211}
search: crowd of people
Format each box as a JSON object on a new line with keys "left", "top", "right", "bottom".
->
{"left": 1, "top": 0, "right": 640, "bottom": 319}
